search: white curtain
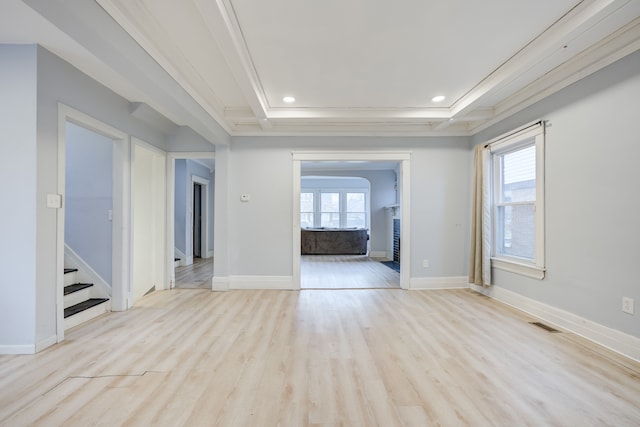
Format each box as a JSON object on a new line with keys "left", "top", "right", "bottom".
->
{"left": 469, "top": 144, "right": 492, "bottom": 286}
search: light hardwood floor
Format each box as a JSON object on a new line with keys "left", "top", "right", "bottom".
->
{"left": 172, "top": 255, "right": 400, "bottom": 290}
{"left": 1, "top": 288, "right": 639, "bottom": 426}
{"left": 301, "top": 255, "right": 400, "bottom": 289}
{"left": 174, "top": 257, "right": 213, "bottom": 289}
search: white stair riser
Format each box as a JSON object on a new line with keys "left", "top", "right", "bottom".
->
{"left": 64, "top": 271, "right": 78, "bottom": 287}
{"left": 64, "top": 300, "right": 111, "bottom": 330}
{"left": 64, "top": 288, "right": 92, "bottom": 309}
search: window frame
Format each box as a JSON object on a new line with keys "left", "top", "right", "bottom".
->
{"left": 319, "top": 192, "right": 341, "bottom": 228}
{"left": 300, "top": 192, "right": 315, "bottom": 228}
{"left": 488, "top": 122, "right": 545, "bottom": 279}
{"left": 301, "top": 187, "right": 369, "bottom": 229}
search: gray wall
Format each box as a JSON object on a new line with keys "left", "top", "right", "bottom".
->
{"left": 226, "top": 137, "right": 471, "bottom": 278}
{"left": 65, "top": 122, "right": 113, "bottom": 283}
{"left": 0, "top": 44, "right": 219, "bottom": 351}
{"left": 33, "top": 46, "right": 172, "bottom": 345}
{"left": 471, "top": 51, "right": 640, "bottom": 338}
{"left": 0, "top": 45, "right": 38, "bottom": 350}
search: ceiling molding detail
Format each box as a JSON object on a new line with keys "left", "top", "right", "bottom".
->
{"left": 9, "top": 0, "right": 639, "bottom": 138}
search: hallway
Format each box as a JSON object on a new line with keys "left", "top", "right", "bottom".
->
{"left": 174, "top": 258, "right": 213, "bottom": 289}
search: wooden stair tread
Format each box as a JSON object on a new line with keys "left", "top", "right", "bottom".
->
{"left": 63, "top": 283, "right": 93, "bottom": 295}
{"left": 64, "top": 298, "right": 109, "bottom": 318}
{"left": 64, "top": 268, "right": 78, "bottom": 274}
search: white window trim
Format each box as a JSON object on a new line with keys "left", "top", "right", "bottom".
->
{"left": 487, "top": 120, "right": 546, "bottom": 280}
{"left": 302, "top": 187, "right": 369, "bottom": 229}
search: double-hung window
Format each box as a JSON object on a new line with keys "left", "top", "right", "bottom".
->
{"left": 300, "top": 192, "right": 314, "bottom": 228}
{"left": 345, "top": 192, "right": 366, "bottom": 228}
{"left": 320, "top": 192, "right": 340, "bottom": 227}
{"left": 489, "top": 121, "right": 545, "bottom": 279}
{"left": 301, "top": 189, "right": 368, "bottom": 229}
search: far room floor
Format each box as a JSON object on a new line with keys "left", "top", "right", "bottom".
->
{"left": 301, "top": 255, "right": 400, "bottom": 289}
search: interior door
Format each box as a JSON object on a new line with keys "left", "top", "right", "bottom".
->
{"left": 193, "top": 183, "right": 202, "bottom": 258}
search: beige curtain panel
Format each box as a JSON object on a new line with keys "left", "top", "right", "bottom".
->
{"left": 469, "top": 144, "right": 491, "bottom": 286}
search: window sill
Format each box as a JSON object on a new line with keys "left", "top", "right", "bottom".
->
{"left": 491, "top": 257, "right": 545, "bottom": 280}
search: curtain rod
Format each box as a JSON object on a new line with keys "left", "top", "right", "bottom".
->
{"left": 483, "top": 119, "right": 544, "bottom": 148}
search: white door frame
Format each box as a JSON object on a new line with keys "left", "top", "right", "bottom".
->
{"left": 292, "top": 151, "right": 411, "bottom": 290}
{"left": 166, "top": 152, "right": 215, "bottom": 289}
{"left": 191, "top": 175, "right": 209, "bottom": 261}
{"left": 56, "top": 104, "right": 129, "bottom": 342}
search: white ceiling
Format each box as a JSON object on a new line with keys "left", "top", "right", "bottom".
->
{"left": 2, "top": 0, "right": 640, "bottom": 138}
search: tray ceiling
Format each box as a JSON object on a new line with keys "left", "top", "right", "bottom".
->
{"left": 3, "top": 0, "right": 640, "bottom": 137}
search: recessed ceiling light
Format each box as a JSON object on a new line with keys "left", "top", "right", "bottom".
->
{"left": 283, "top": 96, "right": 296, "bottom": 103}
{"left": 432, "top": 95, "right": 445, "bottom": 103}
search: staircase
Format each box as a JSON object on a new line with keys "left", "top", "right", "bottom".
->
{"left": 63, "top": 268, "right": 111, "bottom": 330}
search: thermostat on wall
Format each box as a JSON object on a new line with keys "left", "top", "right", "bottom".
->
{"left": 240, "top": 194, "right": 250, "bottom": 202}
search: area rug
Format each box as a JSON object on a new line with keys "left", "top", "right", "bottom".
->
{"left": 381, "top": 260, "right": 400, "bottom": 273}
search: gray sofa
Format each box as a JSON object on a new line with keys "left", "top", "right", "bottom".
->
{"left": 301, "top": 228, "right": 369, "bottom": 255}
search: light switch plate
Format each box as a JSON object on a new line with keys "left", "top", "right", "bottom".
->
{"left": 47, "top": 194, "right": 62, "bottom": 209}
{"left": 240, "top": 194, "right": 250, "bottom": 202}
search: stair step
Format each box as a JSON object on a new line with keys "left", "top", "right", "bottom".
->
{"left": 64, "top": 298, "right": 109, "bottom": 318}
{"left": 64, "top": 298, "right": 111, "bottom": 330}
{"left": 64, "top": 268, "right": 79, "bottom": 287}
{"left": 64, "top": 283, "right": 94, "bottom": 309}
{"left": 64, "top": 283, "right": 93, "bottom": 295}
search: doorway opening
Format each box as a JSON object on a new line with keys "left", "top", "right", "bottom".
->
{"left": 193, "top": 182, "right": 203, "bottom": 259}
{"left": 292, "top": 152, "right": 411, "bottom": 290}
{"left": 167, "top": 154, "right": 215, "bottom": 289}
{"left": 298, "top": 174, "right": 398, "bottom": 289}
{"left": 57, "top": 104, "right": 129, "bottom": 342}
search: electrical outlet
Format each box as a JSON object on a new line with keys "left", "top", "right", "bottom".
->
{"left": 422, "top": 259, "right": 429, "bottom": 268}
{"left": 622, "top": 297, "right": 634, "bottom": 315}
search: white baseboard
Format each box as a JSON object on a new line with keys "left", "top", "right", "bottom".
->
{"left": 410, "top": 276, "right": 468, "bottom": 290}
{"left": 206, "top": 250, "right": 214, "bottom": 258}
{"left": 212, "top": 276, "right": 229, "bottom": 291}
{"left": 35, "top": 335, "right": 57, "bottom": 353}
{"left": 64, "top": 244, "right": 111, "bottom": 298}
{"left": 369, "top": 251, "right": 387, "bottom": 258}
{"left": 0, "top": 344, "right": 35, "bottom": 355}
{"left": 229, "top": 276, "right": 293, "bottom": 290}
{"left": 471, "top": 284, "right": 640, "bottom": 363}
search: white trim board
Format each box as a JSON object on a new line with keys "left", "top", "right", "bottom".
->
{"left": 212, "top": 276, "right": 229, "bottom": 291}
{"left": 470, "top": 284, "right": 640, "bottom": 363}
{"left": 369, "top": 251, "right": 387, "bottom": 258}
{"left": 410, "top": 276, "right": 468, "bottom": 290}
{"left": 191, "top": 174, "right": 210, "bottom": 263}
{"left": 229, "top": 276, "right": 294, "bottom": 290}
